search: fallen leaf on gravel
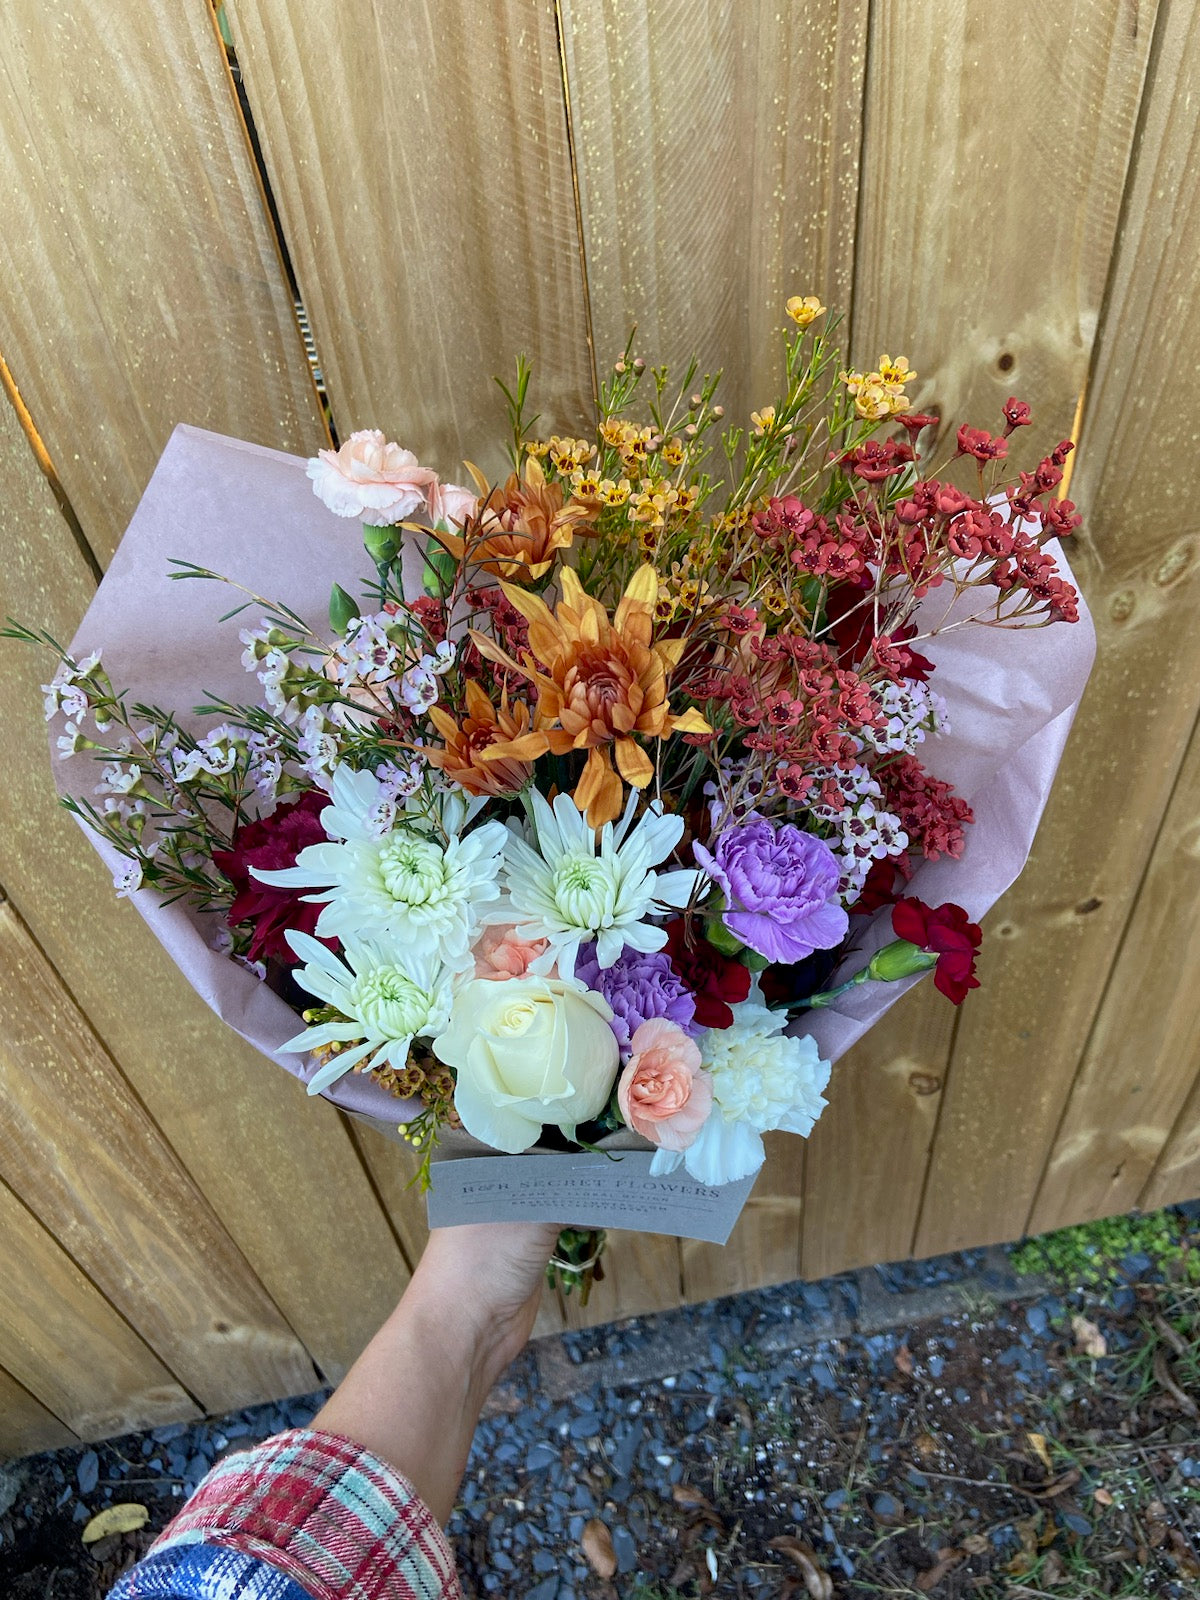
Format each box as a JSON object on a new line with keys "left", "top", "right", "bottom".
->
{"left": 913, "top": 1430, "right": 940, "bottom": 1460}
{"left": 82, "top": 1503, "right": 149, "bottom": 1544}
{"left": 914, "top": 1547, "right": 965, "bottom": 1591}
{"left": 1167, "top": 1527, "right": 1200, "bottom": 1579}
{"left": 894, "top": 1343, "right": 914, "bottom": 1376}
{"left": 1071, "top": 1314, "right": 1107, "bottom": 1357}
{"left": 960, "top": 1533, "right": 990, "bottom": 1556}
{"left": 767, "top": 1535, "right": 833, "bottom": 1600}
{"left": 582, "top": 1518, "right": 617, "bottom": 1579}
{"left": 1093, "top": 1487, "right": 1114, "bottom": 1507}
{"left": 1040, "top": 1548, "right": 1066, "bottom": 1586}
{"left": 1144, "top": 1500, "right": 1169, "bottom": 1549}
{"left": 1026, "top": 1431, "right": 1053, "bottom": 1473}
{"left": 673, "top": 1484, "right": 714, "bottom": 1511}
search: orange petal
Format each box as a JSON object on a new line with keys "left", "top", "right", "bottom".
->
{"left": 480, "top": 730, "right": 549, "bottom": 762}
{"left": 670, "top": 706, "right": 712, "bottom": 734}
{"left": 654, "top": 636, "right": 685, "bottom": 669}
{"left": 464, "top": 678, "right": 492, "bottom": 719}
{"left": 575, "top": 748, "right": 624, "bottom": 827}
{"left": 499, "top": 579, "right": 557, "bottom": 633}
{"left": 614, "top": 736, "right": 654, "bottom": 788}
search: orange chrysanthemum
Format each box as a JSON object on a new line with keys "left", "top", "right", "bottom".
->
{"left": 425, "top": 681, "right": 537, "bottom": 797}
{"left": 435, "top": 457, "right": 594, "bottom": 580}
{"left": 470, "top": 565, "right": 710, "bottom": 826}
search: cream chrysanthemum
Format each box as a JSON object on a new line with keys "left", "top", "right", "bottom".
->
{"left": 650, "top": 1000, "right": 830, "bottom": 1185}
{"left": 251, "top": 764, "right": 508, "bottom": 965}
{"left": 499, "top": 788, "right": 702, "bottom": 981}
{"left": 281, "top": 930, "right": 457, "bottom": 1096}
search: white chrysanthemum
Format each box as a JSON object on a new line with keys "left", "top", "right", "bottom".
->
{"left": 650, "top": 1000, "right": 831, "bottom": 1186}
{"left": 500, "top": 789, "right": 703, "bottom": 981}
{"left": 251, "top": 763, "right": 508, "bottom": 965}
{"left": 281, "top": 930, "right": 458, "bottom": 1096}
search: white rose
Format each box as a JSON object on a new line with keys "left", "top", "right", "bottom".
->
{"left": 433, "top": 976, "right": 619, "bottom": 1153}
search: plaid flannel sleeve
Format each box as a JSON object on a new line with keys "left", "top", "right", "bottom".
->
{"left": 108, "top": 1428, "right": 462, "bottom": 1600}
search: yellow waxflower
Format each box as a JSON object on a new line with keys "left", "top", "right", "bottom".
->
{"left": 750, "top": 405, "right": 776, "bottom": 435}
{"left": 596, "top": 477, "right": 629, "bottom": 506}
{"left": 786, "top": 295, "right": 826, "bottom": 328}
{"left": 878, "top": 354, "right": 917, "bottom": 389}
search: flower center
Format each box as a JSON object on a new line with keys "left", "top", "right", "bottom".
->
{"left": 378, "top": 833, "right": 448, "bottom": 905}
{"left": 552, "top": 853, "right": 617, "bottom": 930}
{"left": 347, "top": 968, "right": 430, "bottom": 1038}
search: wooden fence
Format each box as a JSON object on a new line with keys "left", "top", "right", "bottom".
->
{"left": 2, "top": 0, "right": 1198, "bottom": 1455}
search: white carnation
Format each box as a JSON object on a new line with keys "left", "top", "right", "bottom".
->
{"left": 651, "top": 1000, "right": 830, "bottom": 1186}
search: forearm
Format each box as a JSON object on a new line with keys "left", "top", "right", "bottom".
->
{"left": 311, "top": 1223, "right": 557, "bottom": 1525}
{"left": 312, "top": 1269, "right": 508, "bottom": 1523}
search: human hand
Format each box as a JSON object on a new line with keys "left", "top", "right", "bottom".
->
{"left": 411, "top": 1221, "right": 562, "bottom": 1381}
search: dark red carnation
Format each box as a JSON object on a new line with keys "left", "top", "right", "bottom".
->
{"left": 891, "top": 896, "right": 982, "bottom": 1004}
{"left": 850, "top": 857, "right": 906, "bottom": 916}
{"left": 663, "top": 917, "right": 751, "bottom": 1029}
{"left": 213, "top": 790, "right": 332, "bottom": 965}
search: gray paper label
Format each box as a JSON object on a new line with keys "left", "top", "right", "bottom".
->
{"left": 426, "top": 1151, "right": 756, "bottom": 1243}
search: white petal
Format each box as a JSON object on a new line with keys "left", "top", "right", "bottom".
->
{"left": 305, "top": 1037, "right": 378, "bottom": 1094}
{"left": 683, "top": 1117, "right": 765, "bottom": 1186}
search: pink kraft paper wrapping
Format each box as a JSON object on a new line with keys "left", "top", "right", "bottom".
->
{"left": 56, "top": 425, "right": 1096, "bottom": 1232}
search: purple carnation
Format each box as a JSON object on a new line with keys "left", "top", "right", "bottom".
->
{"left": 693, "top": 817, "right": 849, "bottom": 965}
{"left": 576, "top": 944, "right": 697, "bottom": 1053}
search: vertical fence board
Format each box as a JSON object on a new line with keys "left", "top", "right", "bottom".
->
{"left": 0, "top": 2, "right": 325, "bottom": 561}
{"left": 681, "top": 1134, "right": 805, "bottom": 1304}
{"left": 848, "top": 0, "right": 1157, "bottom": 1260}
{"left": 0, "top": 1370, "right": 77, "bottom": 1461}
{"left": 0, "top": 1178, "right": 199, "bottom": 1443}
{"left": 559, "top": 0, "right": 868, "bottom": 438}
{"left": 804, "top": 985, "right": 956, "bottom": 1279}
{"left": 1029, "top": 715, "right": 1200, "bottom": 1231}
{"left": 0, "top": 900, "right": 318, "bottom": 1414}
{"left": 225, "top": 0, "right": 593, "bottom": 476}
{"left": 559, "top": 0, "right": 866, "bottom": 1306}
{"left": 1141, "top": 1068, "right": 1200, "bottom": 1214}
{"left": 0, "top": 395, "right": 409, "bottom": 1387}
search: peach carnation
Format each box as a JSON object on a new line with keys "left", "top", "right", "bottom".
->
{"left": 307, "top": 430, "right": 437, "bottom": 524}
{"left": 617, "top": 1017, "right": 713, "bottom": 1152}
{"left": 473, "top": 923, "right": 550, "bottom": 981}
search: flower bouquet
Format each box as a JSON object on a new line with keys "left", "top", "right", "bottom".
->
{"left": 12, "top": 301, "right": 1095, "bottom": 1292}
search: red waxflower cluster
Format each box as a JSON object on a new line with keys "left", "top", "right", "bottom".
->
{"left": 882, "top": 755, "right": 974, "bottom": 862}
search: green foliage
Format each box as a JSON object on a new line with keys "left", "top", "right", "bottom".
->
{"left": 1011, "top": 1206, "right": 1199, "bottom": 1289}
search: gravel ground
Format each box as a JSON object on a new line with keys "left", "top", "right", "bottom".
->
{"left": 4, "top": 1212, "right": 1199, "bottom": 1599}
